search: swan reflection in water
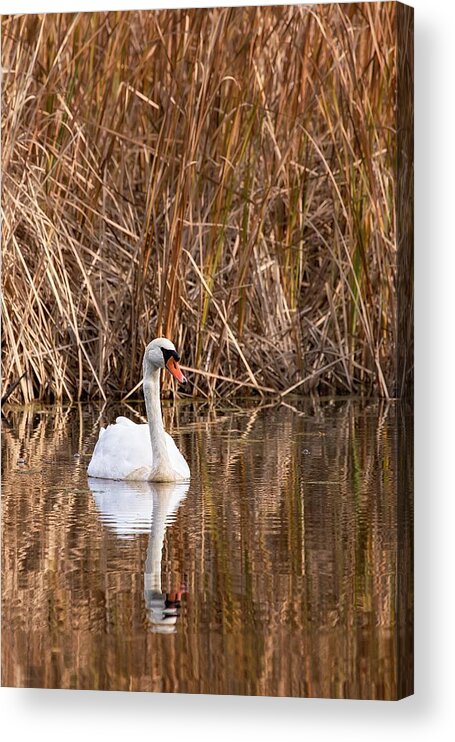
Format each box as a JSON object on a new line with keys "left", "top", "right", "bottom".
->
{"left": 88, "top": 478, "right": 188, "bottom": 633}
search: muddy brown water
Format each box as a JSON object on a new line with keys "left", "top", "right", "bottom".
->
{"left": 1, "top": 399, "right": 413, "bottom": 699}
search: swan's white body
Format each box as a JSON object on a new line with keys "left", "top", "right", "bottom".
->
{"left": 87, "top": 416, "right": 189, "bottom": 481}
{"left": 87, "top": 338, "right": 190, "bottom": 482}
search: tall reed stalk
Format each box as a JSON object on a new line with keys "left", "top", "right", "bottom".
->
{"left": 2, "top": 4, "right": 398, "bottom": 402}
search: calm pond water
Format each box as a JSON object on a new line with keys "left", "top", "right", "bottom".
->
{"left": 1, "top": 399, "right": 413, "bottom": 699}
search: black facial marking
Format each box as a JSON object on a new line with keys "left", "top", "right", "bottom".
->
{"left": 161, "top": 347, "right": 180, "bottom": 364}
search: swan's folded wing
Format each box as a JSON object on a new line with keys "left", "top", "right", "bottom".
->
{"left": 87, "top": 420, "right": 152, "bottom": 480}
{"left": 115, "top": 416, "right": 138, "bottom": 427}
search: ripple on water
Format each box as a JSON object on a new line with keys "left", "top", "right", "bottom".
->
{"left": 1, "top": 400, "right": 412, "bottom": 698}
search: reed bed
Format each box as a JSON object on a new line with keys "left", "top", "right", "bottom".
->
{"left": 2, "top": 3, "right": 399, "bottom": 402}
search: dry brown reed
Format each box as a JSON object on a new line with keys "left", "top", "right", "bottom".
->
{"left": 2, "top": 4, "right": 400, "bottom": 402}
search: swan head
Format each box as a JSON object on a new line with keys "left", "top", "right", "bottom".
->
{"left": 143, "top": 337, "right": 187, "bottom": 385}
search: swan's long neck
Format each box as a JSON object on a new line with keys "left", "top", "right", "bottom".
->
{"left": 143, "top": 366, "right": 171, "bottom": 476}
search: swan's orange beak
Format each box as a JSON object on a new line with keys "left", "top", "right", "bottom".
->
{"left": 166, "top": 356, "right": 187, "bottom": 385}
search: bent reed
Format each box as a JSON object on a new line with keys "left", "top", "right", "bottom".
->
{"left": 2, "top": 4, "right": 398, "bottom": 403}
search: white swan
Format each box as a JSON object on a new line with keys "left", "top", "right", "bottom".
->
{"left": 87, "top": 337, "right": 190, "bottom": 482}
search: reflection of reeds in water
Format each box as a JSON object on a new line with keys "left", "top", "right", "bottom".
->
{"left": 1, "top": 4, "right": 412, "bottom": 402}
{"left": 1, "top": 400, "right": 412, "bottom": 698}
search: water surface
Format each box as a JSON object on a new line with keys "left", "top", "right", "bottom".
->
{"left": 1, "top": 399, "right": 413, "bottom": 699}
